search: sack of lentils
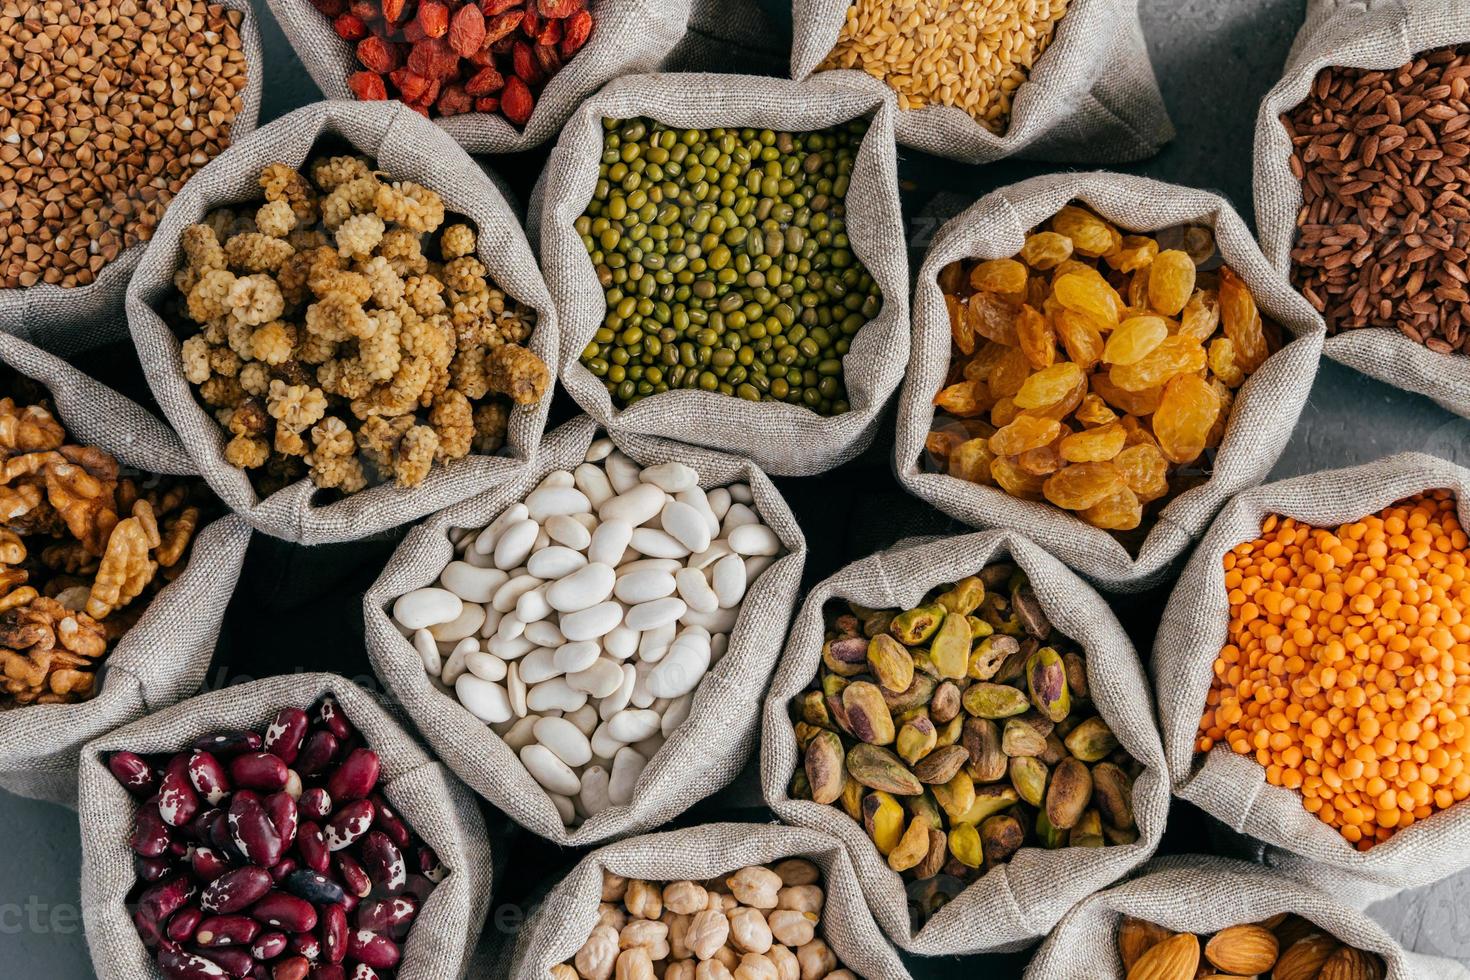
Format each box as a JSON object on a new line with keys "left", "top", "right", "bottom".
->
{"left": 532, "top": 72, "right": 910, "bottom": 477}
{"left": 509, "top": 822, "right": 912, "bottom": 980}
{"left": 1022, "top": 854, "right": 1470, "bottom": 980}
{"left": 77, "top": 673, "right": 493, "bottom": 980}
{"left": 789, "top": 0, "right": 1173, "bottom": 165}
{"left": 267, "top": 0, "right": 691, "bottom": 153}
{"left": 0, "top": 330, "right": 251, "bottom": 807}
{"left": 0, "top": 0, "right": 262, "bottom": 358}
{"left": 364, "top": 414, "right": 807, "bottom": 846}
{"left": 894, "top": 172, "right": 1327, "bottom": 593}
{"left": 1155, "top": 452, "right": 1470, "bottom": 907}
{"left": 126, "top": 99, "right": 557, "bottom": 545}
{"left": 760, "top": 529, "right": 1169, "bottom": 955}
{"left": 1255, "top": 0, "right": 1470, "bottom": 418}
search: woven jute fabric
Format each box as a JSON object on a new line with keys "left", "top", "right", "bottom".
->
{"left": 126, "top": 100, "right": 555, "bottom": 545}
{"left": 1254, "top": 0, "right": 1470, "bottom": 418}
{"left": 1023, "top": 854, "right": 1470, "bottom": 979}
{"left": 0, "top": 331, "right": 251, "bottom": 807}
{"left": 760, "top": 530, "right": 1169, "bottom": 955}
{"left": 788, "top": 0, "right": 1173, "bottom": 164}
{"left": 1154, "top": 453, "right": 1470, "bottom": 907}
{"left": 663, "top": 0, "right": 790, "bottom": 75}
{"left": 531, "top": 72, "right": 910, "bottom": 477}
{"left": 78, "top": 673, "right": 494, "bottom": 980}
{"left": 364, "top": 413, "right": 808, "bottom": 847}
{"left": 893, "top": 171, "right": 1327, "bottom": 593}
{"left": 265, "top": 0, "right": 692, "bottom": 154}
{"left": 0, "top": 0, "right": 264, "bottom": 360}
{"left": 508, "top": 822, "right": 912, "bottom": 980}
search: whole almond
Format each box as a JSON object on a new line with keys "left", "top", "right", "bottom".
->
{"left": 1119, "top": 917, "right": 1176, "bottom": 971}
{"left": 1206, "top": 924, "right": 1279, "bottom": 975}
{"left": 1127, "top": 932, "right": 1200, "bottom": 980}
{"left": 1318, "top": 945, "right": 1386, "bottom": 980}
{"left": 1272, "top": 934, "right": 1339, "bottom": 980}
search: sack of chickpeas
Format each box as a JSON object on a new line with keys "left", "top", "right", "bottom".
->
{"left": 894, "top": 171, "right": 1328, "bottom": 593}
{"left": 532, "top": 71, "right": 911, "bottom": 477}
{"left": 126, "top": 99, "right": 557, "bottom": 545}
{"left": 1254, "top": 0, "right": 1470, "bottom": 418}
{"left": 1023, "top": 854, "right": 1470, "bottom": 979}
{"left": 509, "top": 822, "right": 912, "bottom": 980}
{"left": 1154, "top": 453, "right": 1470, "bottom": 907}
{"left": 0, "top": 330, "right": 251, "bottom": 807}
{"left": 760, "top": 529, "right": 1170, "bottom": 955}
{"left": 789, "top": 0, "right": 1173, "bottom": 165}
{"left": 363, "top": 414, "right": 807, "bottom": 846}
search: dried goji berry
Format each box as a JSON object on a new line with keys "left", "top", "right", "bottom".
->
{"left": 436, "top": 83, "right": 474, "bottom": 116}
{"left": 308, "top": 0, "right": 346, "bottom": 18}
{"left": 401, "top": 18, "right": 427, "bottom": 41}
{"left": 483, "top": 9, "right": 523, "bottom": 42}
{"left": 416, "top": 0, "right": 449, "bottom": 38}
{"left": 512, "top": 39, "right": 542, "bottom": 84}
{"left": 480, "top": 0, "right": 522, "bottom": 13}
{"left": 407, "top": 36, "right": 458, "bottom": 78}
{"left": 380, "top": 0, "right": 405, "bottom": 22}
{"left": 348, "top": 0, "right": 378, "bottom": 22}
{"left": 537, "top": 17, "right": 560, "bottom": 46}
{"left": 447, "top": 4, "right": 486, "bottom": 57}
{"left": 533, "top": 42, "right": 561, "bottom": 76}
{"left": 347, "top": 70, "right": 388, "bottom": 100}
{"left": 559, "top": 9, "right": 592, "bottom": 56}
{"left": 395, "top": 68, "right": 436, "bottom": 103}
{"left": 333, "top": 12, "right": 369, "bottom": 40}
{"left": 521, "top": 7, "right": 540, "bottom": 38}
{"left": 490, "top": 33, "right": 518, "bottom": 55}
{"left": 466, "top": 45, "right": 496, "bottom": 67}
{"left": 356, "top": 36, "right": 401, "bottom": 73}
{"left": 464, "top": 65, "right": 505, "bottom": 95}
{"left": 501, "top": 74, "right": 534, "bottom": 126}
{"left": 537, "top": 0, "right": 581, "bottom": 16}
{"left": 474, "top": 96, "right": 499, "bottom": 113}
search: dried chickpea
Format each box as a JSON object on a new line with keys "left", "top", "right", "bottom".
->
{"left": 734, "top": 953, "right": 780, "bottom": 980}
{"left": 772, "top": 859, "right": 821, "bottom": 887}
{"left": 665, "top": 881, "right": 709, "bottom": 915}
{"left": 696, "top": 962, "right": 734, "bottom": 980}
{"left": 728, "top": 908, "right": 774, "bottom": 954}
{"left": 615, "top": 947, "right": 655, "bottom": 980}
{"left": 576, "top": 924, "right": 620, "bottom": 980}
{"left": 727, "top": 867, "right": 782, "bottom": 909}
{"left": 796, "top": 939, "right": 837, "bottom": 980}
{"left": 767, "top": 910, "right": 817, "bottom": 948}
{"left": 620, "top": 920, "right": 671, "bottom": 960}
{"left": 776, "top": 885, "right": 824, "bottom": 915}
{"left": 625, "top": 880, "right": 663, "bottom": 919}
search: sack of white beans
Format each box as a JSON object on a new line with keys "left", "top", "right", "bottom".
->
{"left": 364, "top": 414, "right": 807, "bottom": 846}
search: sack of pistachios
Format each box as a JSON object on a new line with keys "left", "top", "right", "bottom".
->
{"left": 760, "top": 529, "right": 1168, "bottom": 955}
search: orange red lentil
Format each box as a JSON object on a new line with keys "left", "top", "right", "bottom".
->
{"left": 1196, "top": 491, "right": 1470, "bottom": 850}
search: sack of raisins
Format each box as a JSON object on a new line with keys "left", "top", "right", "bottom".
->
{"left": 509, "top": 822, "right": 912, "bottom": 979}
{"left": 0, "top": 331, "right": 251, "bottom": 808}
{"left": 894, "top": 171, "right": 1327, "bottom": 593}
{"left": 531, "top": 72, "right": 911, "bottom": 477}
{"left": 759, "top": 530, "right": 1171, "bottom": 955}
{"left": 789, "top": 0, "right": 1173, "bottom": 164}
{"left": 1024, "top": 855, "right": 1469, "bottom": 979}
{"left": 125, "top": 100, "right": 556, "bottom": 545}
{"left": 1254, "top": 0, "right": 1470, "bottom": 418}
{"left": 77, "top": 673, "right": 494, "bottom": 980}
{"left": 1153, "top": 453, "right": 1470, "bottom": 906}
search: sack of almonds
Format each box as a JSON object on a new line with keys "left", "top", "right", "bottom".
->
{"left": 1023, "top": 854, "right": 1470, "bottom": 980}
{"left": 77, "top": 672, "right": 493, "bottom": 980}
{"left": 364, "top": 414, "right": 807, "bottom": 846}
{"left": 0, "top": 331, "right": 251, "bottom": 807}
{"left": 508, "top": 822, "right": 912, "bottom": 980}
{"left": 1254, "top": 0, "right": 1470, "bottom": 419}
{"left": 1155, "top": 452, "right": 1470, "bottom": 907}
{"left": 760, "top": 529, "right": 1169, "bottom": 955}
{"left": 789, "top": 0, "right": 1173, "bottom": 165}
{"left": 126, "top": 99, "right": 557, "bottom": 545}
{"left": 531, "top": 71, "right": 911, "bottom": 477}
{"left": 894, "top": 172, "right": 1327, "bottom": 592}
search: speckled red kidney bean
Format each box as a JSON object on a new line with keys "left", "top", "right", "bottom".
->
{"left": 344, "top": 930, "right": 400, "bottom": 971}
{"left": 192, "top": 731, "right": 263, "bottom": 758}
{"left": 265, "top": 792, "right": 298, "bottom": 851}
{"left": 190, "top": 847, "right": 232, "bottom": 883}
{"left": 157, "top": 941, "right": 230, "bottom": 980}
{"left": 325, "top": 749, "right": 378, "bottom": 803}
{"left": 229, "top": 753, "right": 289, "bottom": 793}
{"left": 273, "top": 957, "right": 311, "bottom": 980}
{"left": 200, "top": 867, "right": 273, "bottom": 915}
{"left": 193, "top": 944, "right": 254, "bottom": 976}
{"left": 323, "top": 800, "right": 374, "bottom": 852}
{"left": 250, "top": 931, "right": 288, "bottom": 961}
{"left": 345, "top": 965, "right": 379, "bottom": 980}
{"left": 319, "top": 904, "right": 347, "bottom": 965}
{"left": 109, "top": 751, "right": 158, "bottom": 797}
{"left": 335, "top": 854, "right": 371, "bottom": 900}
{"left": 293, "top": 821, "right": 330, "bottom": 875}
{"left": 312, "top": 965, "right": 349, "bottom": 980}
{"left": 263, "top": 708, "right": 310, "bottom": 764}
{"left": 288, "top": 932, "right": 322, "bottom": 961}
{"left": 188, "top": 751, "right": 232, "bottom": 806}
{"left": 315, "top": 697, "right": 353, "bottom": 742}
{"left": 401, "top": 874, "right": 435, "bottom": 904}
{"left": 270, "top": 857, "right": 298, "bottom": 884}
{"left": 366, "top": 795, "right": 409, "bottom": 850}
{"left": 136, "top": 875, "right": 198, "bottom": 947}
{"left": 167, "top": 905, "right": 205, "bottom": 944}
{"left": 249, "top": 892, "right": 318, "bottom": 933}
{"left": 298, "top": 789, "right": 332, "bottom": 821}
{"left": 229, "top": 792, "right": 285, "bottom": 868}
{"left": 355, "top": 896, "right": 416, "bottom": 939}
{"left": 131, "top": 802, "right": 172, "bottom": 858}
{"left": 414, "top": 844, "right": 445, "bottom": 883}
{"left": 195, "top": 914, "right": 261, "bottom": 947}
{"left": 137, "top": 853, "right": 176, "bottom": 883}
{"left": 294, "top": 732, "right": 340, "bottom": 779}
{"left": 160, "top": 756, "right": 202, "bottom": 828}
{"left": 357, "top": 832, "right": 406, "bottom": 895}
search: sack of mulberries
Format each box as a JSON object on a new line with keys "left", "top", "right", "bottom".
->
{"left": 126, "top": 100, "right": 557, "bottom": 545}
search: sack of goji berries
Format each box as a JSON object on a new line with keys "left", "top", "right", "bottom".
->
{"left": 0, "top": 331, "right": 251, "bottom": 808}
{"left": 893, "top": 171, "right": 1327, "bottom": 593}
{"left": 788, "top": 0, "right": 1173, "bottom": 165}
{"left": 760, "top": 529, "right": 1170, "bottom": 955}
{"left": 532, "top": 71, "right": 911, "bottom": 477}
{"left": 1024, "top": 854, "right": 1470, "bottom": 979}
{"left": 126, "top": 100, "right": 557, "bottom": 545}
{"left": 1154, "top": 452, "right": 1470, "bottom": 907}
{"left": 77, "top": 673, "right": 494, "bottom": 980}
{"left": 267, "top": 0, "right": 692, "bottom": 154}
{"left": 1254, "top": 0, "right": 1470, "bottom": 419}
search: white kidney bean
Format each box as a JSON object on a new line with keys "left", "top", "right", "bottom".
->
{"left": 559, "top": 601, "right": 624, "bottom": 642}
{"left": 547, "top": 563, "right": 617, "bottom": 613}
{"left": 465, "top": 650, "right": 506, "bottom": 683}
{"left": 681, "top": 606, "right": 739, "bottom": 634}
{"left": 688, "top": 541, "right": 733, "bottom": 570}
{"left": 574, "top": 461, "right": 616, "bottom": 509}
{"left": 527, "top": 677, "right": 588, "bottom": 713}
{"left": 590, "top": 721, "right": 625, "bottom": 760}
{"left": 568, "top": 657, "right": 624, "bottom": 698}
{"left": 660, "top": 693, "right": 693, "bottom": 737}
{"left": 487, "top": 633, "right": 533, "bottom": 660}
{"left": 660, "top": 500, "right": 712, "bottom": 554}
{"left": 519, "top": 646, "right": 563, "bottom": 685}
{"left": 472, "top": 503, "right": 528, "bottom": 555}
{"left": 392, "top": 588, "right": 462, "bottom": 630}
{"left": 676, "top": 487, "right": 720, "bottom": 537}
{"left": 626, "top": 597, "right": 687, "bottom": 632}
{"left": 554, "top": 640, "right": 602, "bottom": 675}
{"left": 537, "top": 469, "right": 575, "bottom": 491}
{"left": 600, "top": 483, "right": 665, "bottom": 527}
{"left": 428, "top": 601, "right": 485, "bottom": 642}
{"left": 674, "top": 568, "right": 719, "bottom": 614}
{"left": 586, "top": 437, "right": 615, "bottom": 462}
{"left": 439, "top": 561, "right": 508, "bottom": 603}
{"left": 479, "top": 607, "right": 503, "bottom": 638}
{"left": 491, "top": 574, "right": 542, "bottom": 614}
{"left": 534, "top": 716, "right": 594, "bottom": 768}
{"left": 629, "top": 527, "right": 689, "bottom": 559}
{"left": 527, "top": 545, "right": 588, "bottom": 580}
{"left": 525, "top": 619, "right": 565, "bottom": 648}
{"left": 602, "top": 624, "right": 640, "bottom": 661}
{"left": 496, "top": 614, "right": 526, "bottom": 641}
{"left": 604, "top": 451, "right": 642, "bottom": 493}
{"left": 579, "top": 765, "right": 611, "bottom": 817}
{"left": 636, "top": 621, "right": 676, "bottom": 664}
{"left": 711, "top": 555, "right": 748, "bottom": 608}
{"left": 521, "top": 743, "right": 581, "bottom": 795}
{"left": 442, "top": 640, "right": 475, "bottom": 685}
{"left": 565, "top": 703, "right": 599, "bottom": 737}
{"left": 587, "top": 518, "right": 632, "bottom": 567}
{"left": 456, "top": 674, "right": 511, "bottom": 724}
{"left": 493, "top": 519, "right": 539, "bottom": 570}
{"left": 647, "top": 629, "right": 712, "bottom": 699}
{"left": 526, "top": 485, "right": 591, "bottom": 521}
{"left": 599, "top": 664, "right": 637, "bottom": 721}
{"left": 546, "top": 514, "right": 593, "bottom": 550}
{"left": 515, "top": 584, "right": 554, "bottom": 624}
{"left": 413, "top": 629, "right": 441, "bottom": 675}
{"left": 614, "top": 568, "right": 676, "bottom": 605}
{"left": 606, "top": 708, "right": 660, "bottom": 743}
{"left": 727, "top": 524, "right": 780, "bottom": 557}
{"left": 640, "top": 461, "right": 698, "bottom": 492}
{"left": 607, "top": 746, "right": 646, "bottom": 805}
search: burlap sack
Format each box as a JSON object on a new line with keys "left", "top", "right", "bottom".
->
{"left": 760, "top": 529, "right": 1169, "bottom": 955}
{"left": 0, "top": 0, "right": 264, "bottom": 360}
{"left": 0, "top": 331, "right": 251, "bottom": 807}
{"left": 1254, "top": 0, "right": 1470, "bottom": 419}
{"left": 77, "top": 672, "right": 494, "bottom": 980}
{"left": 364, "top": 413, "right": 808, "bottom": 847}
{"left": 126, "top": 100, "right": 555, "bottom": 545}
{"left": 1154, "top": 452, "right": 1470, "bottom": 908}
{"left": 508, "top": 822, "right": 913, "bottom": 980}
{"left": 532, "top": 72, "right": 910, "bottom": 477}
{"left": 894, "top": 172, "right": 1328, "bottom": 593}
{"left": 788, "top": 0, "right": 1172, "bottom": 164}
{"left": 663, "top": 0, "right": 791, "bottom": 75}
{"left": 265, "top": 0, "right": 692, "bottom": 154}
{"left": 1023, "top": 854, "right": 1470, "bottom": 980}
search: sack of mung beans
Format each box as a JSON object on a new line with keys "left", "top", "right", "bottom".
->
{"left": 760, "top": 529, "right": 1169, "bottom": 955}
{"left": 893, "top": 171, "right": 1327, "bottom": 593}
{"left": 1023, "top": 854, "right": 1470, "bottom": 980}
{"left": 126, "top": 100, "right": 556, "bottom": 545}
{"left": 1154, "top": 452, "right": 1470, "bottom": 907}
{"left": 1254, "top": 0, "right": 1470, "bottom": 418}
{"left": 0, "top": 330, "right": 251, "bottom": 808}
{"left": 531, "top": 71, "right": 910, "bottom": 478}
{"left": 789, "top": 0, "right": 1173, "bottom": 165}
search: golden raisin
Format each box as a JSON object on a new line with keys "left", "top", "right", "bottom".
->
{"left": 948, "top": 438, "right": 998, "bottom": 485}
{"left": 967, "top": 291, "right": 1021, "bottom": 346}
{"left": 1043, "top": 461, "right": 1127, "bottom": 510}
{"left": 1148, "top": 250, "right": 1196, "bottom": 316}
{"left": 1051, "top": 206, "right": 1115, "bottom": 257}
{"left": 1015, "top": 304, "right": 1056, "bottom": 370}
{"left": 1178, "top": 288, "right": 1220, "bottom": 342}
{"left": 987, "top": 347, "right": 1033, "bottom": 399}
{"left": 1053, "top": 308, "right": 1104, "bottom": 369}
{"left": 1108, "top": 335, "right": 1207, "bottom": 392}
{"left": 1053, "top": 272, "right": 1119, "bottom": 329}
{"left": 1091, "top": 372, "right": 1164, "bottom": 416}
{"left": 1013, "top": 362, "right": 1084, "bottom": 410}
{"left": 970, "top": 259, "right": 1029, "bottom": 294}
{"left": 1219, "top": 266, "right": 1270, "bottom": 372}
{"left": 1074, "top": 393, "right": 1118, "bottom": 428}
{"left": 990, "top": 455, "right": 1045, "bottom": 499}
{"left": 933, "top": 380, "right": 989, "bottom": 418}
{"left": 1153, "top": 374, "right": 1220, "bottom": 465}
{"left": 1059, "top": 422, "right": 1127, "bottom": 463}
{"left": 1018, "top": 231, "right": 1073, "bottom": 270}
{"left": 1102, "top": 315, "right": 1169, "bottom": 366}
{"left": 990, "top": 415, "right": 1062, "bottom": 455}
{"left": 1104, "top": 235, "right": 1159, "bottom": 272}
{"left": 1113, "top": 444, "right": 1170, "bottom": 502}
{"left": 1082, "top": 486, "right": 1143, "bottom": 530}
{"left": 1208, "top": 337, "right": 1245, "bottom": 388}
{"left": 990, "top": 396, "right": 1021, "bottom": 428}
{"left": 946, "top": 294, "right": 975, "bottom": 355}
